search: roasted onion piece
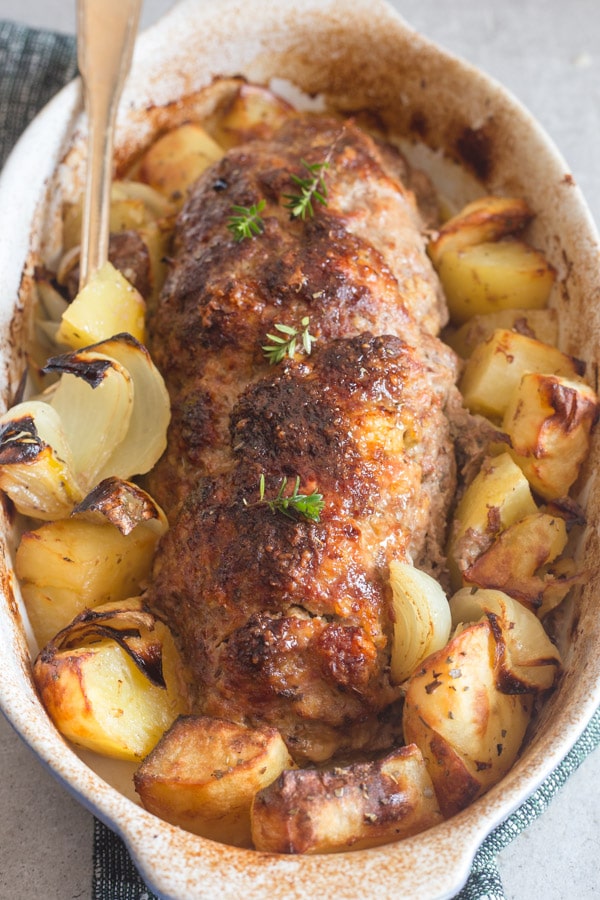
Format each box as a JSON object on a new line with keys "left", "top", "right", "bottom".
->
{"left": 0, "top": 334, "right": 169, "bottom": 518}
{"left": 389, "top": 561, "right": 451, "bottom": 683}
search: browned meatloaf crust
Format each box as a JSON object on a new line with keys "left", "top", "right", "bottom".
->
{"left": 146, "top": 111, "right": 459, "bottom": 762}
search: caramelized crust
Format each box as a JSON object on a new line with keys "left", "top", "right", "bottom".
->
{"left": 148, "top": 116, "right": 448, "bottom": 516}
{"left": 147, "top": 112, "right": 458, "bottom": 761}
{"left": 150, "top": 334, "right": 457, "bottom": 761}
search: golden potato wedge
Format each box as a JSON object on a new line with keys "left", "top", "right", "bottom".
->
{"left": 33, "top": 598, "right": 186, "bottom": 760}
{"left": 403, "top": 620, "right": 532, "bottom": 817}
{"left": 437, "top": 239, "right": 555, "bottom": 325}
{"left": 134, "top": 716, "right": 294, "bottom": 847}
{"left": 447, "top": 452, "right": 538, "bottom": 589}
{"left": 56, "top": 260, "right": 146, "bottom": 349}
{"left": 210, "top": 82, "right": 295, "bottom": 149}
{"left": 428, "top": 195, "right": 533, "bottom": 268}
{"left": 138, "top": 123, "right": 224, "bottom": 203}
{"left": 389, "top": 560, "right": 451, "bottom": 683}
{"left": 503, "top": 373, "right": 599, "bottom": 499}
{"left": 443, "top": 308, "right": 559, "bottom": 359}
{"left": 462, "top": 512, "right": 568, "bottom": 611}
{"left": 16, "top": 478, "right": 167, "bottom": 647}
{"left": 449, "top": 587, "right": 562, "bottom": 692}
{"left": 459, "top": 329, "right": 584, "bottom": 420}
{"left": 251, "top": 743, "right": 443, "bottom": 853}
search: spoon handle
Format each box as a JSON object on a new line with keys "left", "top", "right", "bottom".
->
{"left": 77, "top": 0, "right": 142, "bottom": 288}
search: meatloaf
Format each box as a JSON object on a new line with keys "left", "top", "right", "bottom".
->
{"left": 146, "top": 110, "right": 459, "bottom": 762}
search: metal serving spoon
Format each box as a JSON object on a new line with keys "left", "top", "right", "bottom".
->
{"left": 76, "top": 0, "right": 142, "bottom": 288}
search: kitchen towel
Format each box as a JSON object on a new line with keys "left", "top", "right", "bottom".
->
{"left": 1, "top": 17, "right": 599, "bottom": 900}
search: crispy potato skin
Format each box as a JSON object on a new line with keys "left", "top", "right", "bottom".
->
{"left": 33, "top": 600, "right": 186, "bottom": 760}
{"left": 134, "top": 715, "right": 294, "bottom": 847}
{"left": 427, "top": 195, "right": 533, "bottom": 268}
{"left": 503, "top": 373, "right": 600, "bottom": 500}
{"left": 403, "top": 621, "right": 532, "bottom": 818}
{"left": 463, "top": 512, "right": 567, "bottom": 610}
{"left": 251, "top": 744, "right": 442, "bottom": 854}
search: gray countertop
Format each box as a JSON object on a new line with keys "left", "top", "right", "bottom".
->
{"left": 0, "top": 1, "right": 599, "bottom": 898}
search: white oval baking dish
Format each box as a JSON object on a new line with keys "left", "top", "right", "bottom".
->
{"left": 1, "top": 1, "right": 599, "bottom": 898}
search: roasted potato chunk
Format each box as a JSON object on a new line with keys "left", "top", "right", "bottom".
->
{"left": 251, "top": 744, "right": 442, "bottom": 853}
{"left": 462, "top": 512, "right": 568, "bottom": 611}
{"left": 449, "top": 587, "right": 562, "bottom": 692}
{"left": 459, "top": 328, "right": 584, "bottom": 420}
{"left": 403, "top": 620, "right": 532, "bottom": 817}
{"left": 436, "top": 239, "right": 555, "bottom": 325}
{"left": 56, "top": 260, "right": 146, "bottom": 349}
{"left": 444, "top": 308, "right": 559, "bottom": 359}
{"left": 33, "top": 598, "right": 187, "bottom": 761}
{"left": 428, "top": 195, "right": 533, "bottom": 268}
{"left": 535, "top": 556, "right": 583, "bottom": 619}
{"left": 138, "top": 123, "right": 224, "bottom": 203}
{"left": 503, "top": 373, "right": 599, "bottom": 499}
{"left": 448, "top": 452, "right": 538, "bottom": 588}
{"left": 135, "top": 716, "right": 294, "bottom": 847}
{"left": 16, "top": 478, "right": 167, "bottom": 647}
{"left": 210, "top": 82, "right": 295, "bottom": 149}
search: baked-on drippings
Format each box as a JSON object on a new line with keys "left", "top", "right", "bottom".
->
{"left": 146, "top": 111, "right": 459, "bottom": 763}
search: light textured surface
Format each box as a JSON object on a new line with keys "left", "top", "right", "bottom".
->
{"left": 0, "top": 1, "right": 599, "bottom": 898}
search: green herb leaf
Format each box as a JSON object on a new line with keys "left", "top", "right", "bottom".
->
{"left": 245, "top": 474, "right": 325, "bottom": 523}
{"left": 262, "top": 316, "right": 316, "bottom": 365}
{"left": 283, "top": 159, "right": 330, "bottom": 220}
{"left": 227, "top": 199, "right": 266, "bottom": 241}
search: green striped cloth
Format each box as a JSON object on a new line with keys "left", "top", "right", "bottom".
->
{"left": 1, "top": 19, "right": 599, "bottom": 900}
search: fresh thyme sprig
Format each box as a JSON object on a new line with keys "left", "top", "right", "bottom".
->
{"left": 227, "top": 199, "right": 266, "bottom": 241}
{"left": 262, "top": 316, "right": 316, "bottom": 365}
{"left": 244, "top": 474, "right": 325, "bottom": 523}
{"left": 283, "top": 159, "right": 330, "bottom": 220}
